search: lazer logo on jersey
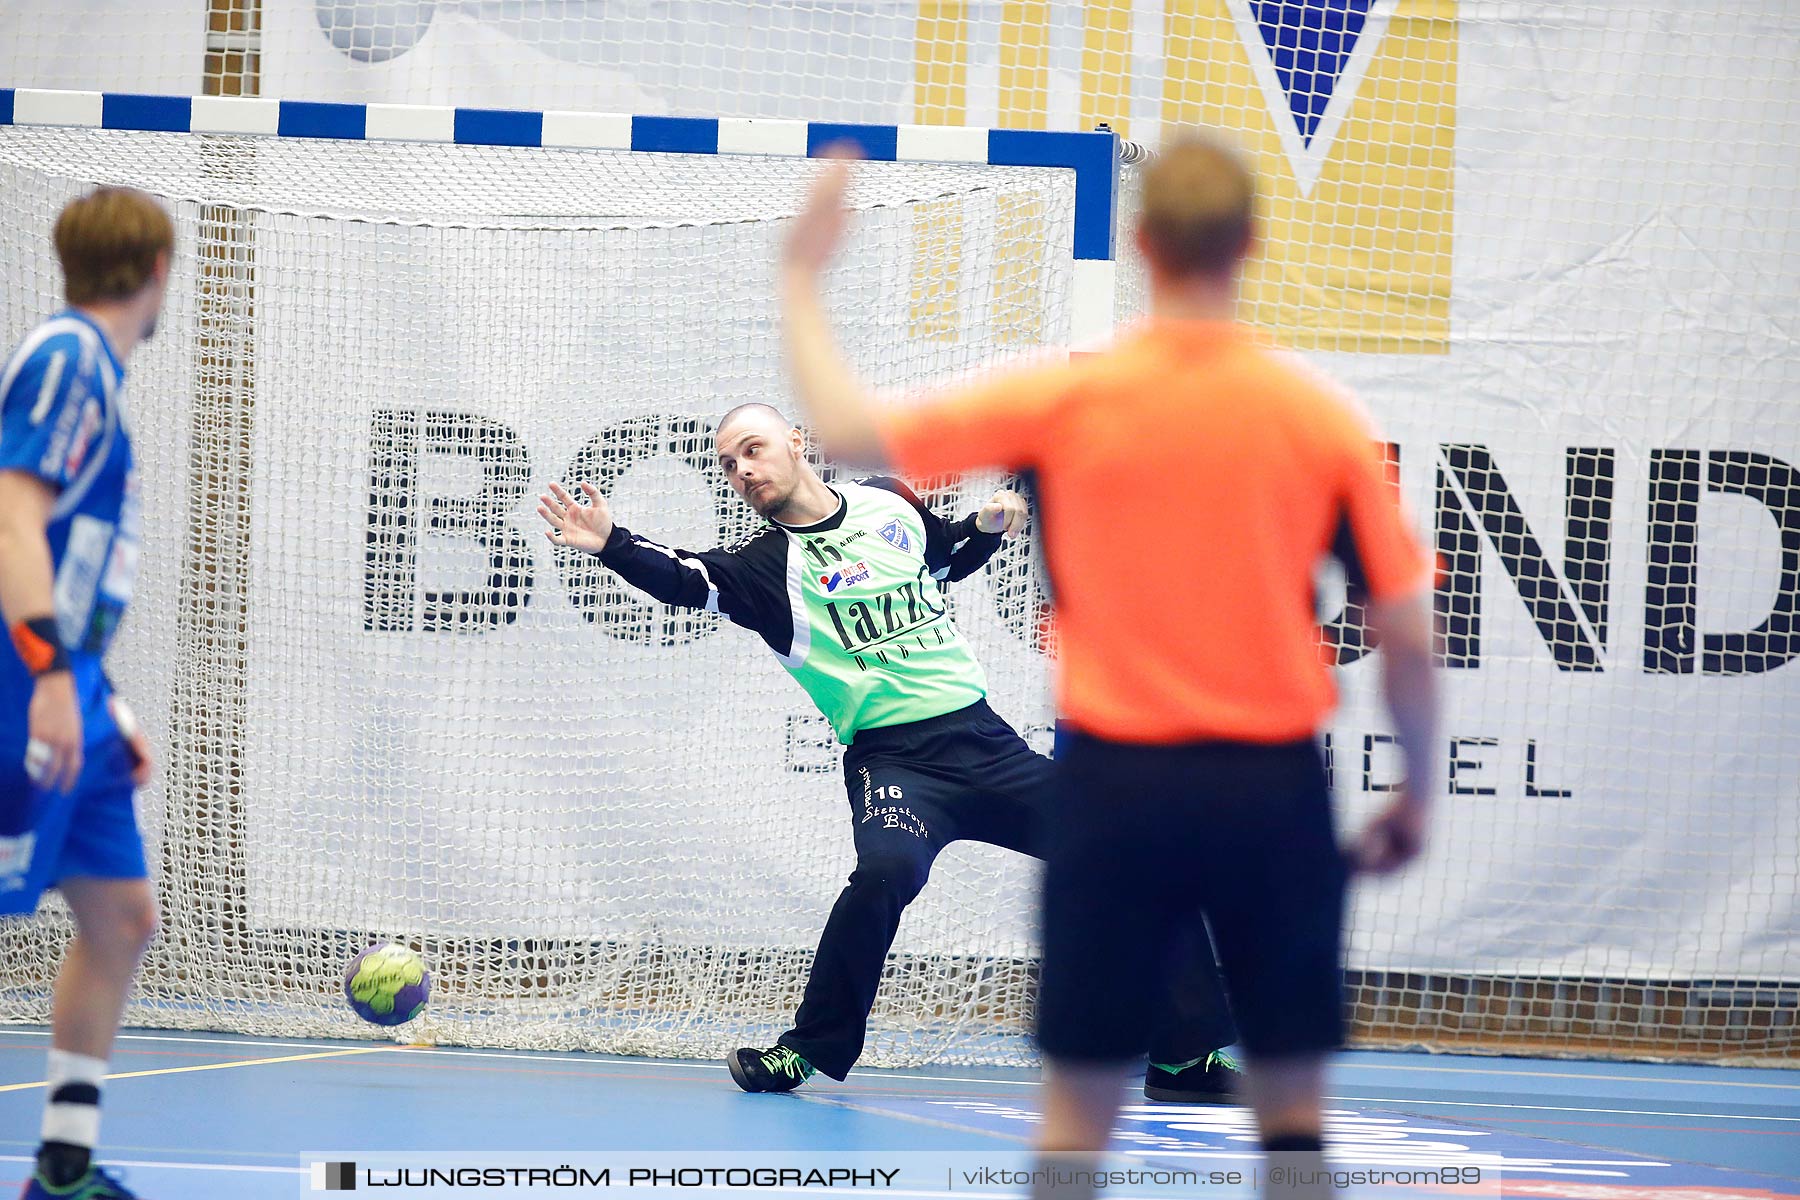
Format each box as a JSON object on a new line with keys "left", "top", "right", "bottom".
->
{"left": 824, "top": 579, "right": 948, "bottom": 655}
{"left": 1164, "top": 1, "right": 1456, "bottom": 353}
{"left": 878, "top": 519, "right": 910, "bottom": 551}
{"left": 820, "top": 560, "right": 872, "bottom": 593}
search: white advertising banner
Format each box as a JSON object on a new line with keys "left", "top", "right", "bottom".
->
{"left": 263, "top": 1, "right": 926, "bottom": 119}
{"left": 220, "top": 2, "right": 1800, "bottom": 983}
{"left": 0, "top": 0, "right": 205, "bottom": 94}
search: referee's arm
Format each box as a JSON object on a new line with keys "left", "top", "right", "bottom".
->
{"left": 1336, "top": 440, "right": 1441, "bottom": 874}
{"left": 782, "top": 160, "right": 1073, "bottom": 479}
{"left": 780, "top": 160, "right": 888, "bottom": 467}
{"left": 1360, "top": 591, "right": 1438, "bottom": 873}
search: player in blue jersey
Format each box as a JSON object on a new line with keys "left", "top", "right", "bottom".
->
{"left": 1, "top": 188, "right": 173, "bottom": 1200}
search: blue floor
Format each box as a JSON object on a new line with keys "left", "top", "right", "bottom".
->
{"left": 2, "top": 1028, "right": 1795, "bottom": 1198}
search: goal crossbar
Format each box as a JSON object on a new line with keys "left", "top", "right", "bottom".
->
{"left": 0, "top": 87, "right": 1123, "bottom": 348}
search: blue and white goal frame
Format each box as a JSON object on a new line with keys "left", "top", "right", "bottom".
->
{"left": 0, "top": 88, "right": 1123, "bottom": 349}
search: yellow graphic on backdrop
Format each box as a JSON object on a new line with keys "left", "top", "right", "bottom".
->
{"left": 991, "top": 193, "right": 1050, "bottom": 346}
{"left": 999, "top": 1, "right": 1051, "bottom": 130}
{"left": 1164, "top": 1, "right": 1457, "bottom": 354}
{"left": 1081, "top": 0, "right": 1137, "bottom": 137}
{"left": 910, "top": 199, "right": 964, "bottom": 342}
{"left": 914, "top": 1, "right": 970, "bottom": 125}
{"left": 913, "top": 1, "right": 1457, "bottom": 355}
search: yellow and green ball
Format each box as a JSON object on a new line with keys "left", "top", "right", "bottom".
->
{"left": 345, "top": 943, "right": 430, "bottom": 1027}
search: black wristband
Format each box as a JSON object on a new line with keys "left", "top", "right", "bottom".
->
{"left": 957, "top": 514, "right": 1001, "bottom": 542}
{"left": 10, "top": 616, "right": 70, "bottom": 677}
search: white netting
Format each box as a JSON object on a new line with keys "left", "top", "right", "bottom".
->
{"left": 0, "top": 128, "right": 1073, "bottom": 1062}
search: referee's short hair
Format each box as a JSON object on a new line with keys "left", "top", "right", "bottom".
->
{"left": 1137, "top": 132, "right": 1256, "bottom": 280}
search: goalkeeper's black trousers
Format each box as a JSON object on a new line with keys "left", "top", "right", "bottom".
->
{"left": 777, "top": 698, "right": 1238, "bottom": 1081}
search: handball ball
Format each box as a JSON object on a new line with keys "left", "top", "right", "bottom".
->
{"left": 345, "top": 943, "right": 430, "bottom": 1026}
{"left": 314, "top": 2, "right": 436, "bottom": 64}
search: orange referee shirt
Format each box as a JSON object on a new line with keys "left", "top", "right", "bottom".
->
{"left": 879, "top": 319, "right": 1432, "bottom": 746}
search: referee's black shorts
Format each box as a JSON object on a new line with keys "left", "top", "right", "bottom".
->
{"left": 1036, "top": 731, "right": 1346, "bottom": 1063}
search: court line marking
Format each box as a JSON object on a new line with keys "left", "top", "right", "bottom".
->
{"left": 2, "top": 1029, "right": 1791, "bottom": 1095}
{"left": 0, "top": 1045, "right": 400, "bottom": 1093}
{"left": 0, "top": 1155, "right": 301, "bottom": 1175}
{"left": 1472, "top": 1118, "right": 1800, "bottom": 1136}
{"left": 0, "top": 1139, "right": 290, "bottom": 1162}
{"left": 1337, "top": 1059, "right": 1800, "bottom": 1091}
{"left": 0, "top": 1032, "right": 708, "bottom": 1068}
{"left": 1327, "top": 1095, "right": 1800, "bottom": 1123}
{"left": 799, "top": 1092, "right": 1034, "bottom": 1146}
{"left": 0, "top": 1029, "right": 1049, "bottom": 1087}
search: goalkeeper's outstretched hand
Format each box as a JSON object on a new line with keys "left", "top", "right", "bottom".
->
{"left": 976, "top": 490, "right": 1029, "bottom": 537}
{"left": 538, "top": 480, "right": 614, "bottom": 554}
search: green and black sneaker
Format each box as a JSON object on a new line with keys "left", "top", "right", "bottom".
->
{"left": 727, "top": 1044, "right": 817, "bottom": 1093}
{"left": 1144, "top": 1048, "right": 1242, "bottom": 1104}
{"left": 22, "top": 1163, "right": 143, "bottom": 1199}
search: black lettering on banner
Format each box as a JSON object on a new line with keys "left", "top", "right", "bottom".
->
{"left": 1448, "top": 736, "right": 1499, "bottom": 797}
{"left": 1435, "top": 445, "right": 1613, "bottom": 671}
{"left": 364, "top": 409, "right": 416, "bottom": 632}
{"left": 555, "top": 414, "right": 743, "bottom": 647}
{"left": 1645, "top": 450, "right": 1798, "bottom": 675}
{"left": 785, "top": 713, "right": 837, "bottom": 774}
{"left": 1645, "top": 449, "right": 1701, "bottom": 673}
{"left": 362, "top": 408, "right": 533, "bottom": 632}
{"left": 1361, "top": 733, "right": 1402, "bottom": 793}
{"left": 1322, "top": 443, "right": 1400, "bottom": 666}
{"left": 1524, "top": 738, "right": 1570, "bottom": 798}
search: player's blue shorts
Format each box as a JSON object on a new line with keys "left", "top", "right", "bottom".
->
{"left": 0, "top": 730, "right": 147, "bottom": 917}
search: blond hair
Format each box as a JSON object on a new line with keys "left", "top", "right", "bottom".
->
{"left": 53, "top": 187, "right": 174, "bottom": 306}
{"left": 1137, "top": 133, "right": 1256, "bottom": 279}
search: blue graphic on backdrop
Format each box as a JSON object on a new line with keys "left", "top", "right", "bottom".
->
{"left": 1249, "top": 1, "right": 1377, "bottom": 146}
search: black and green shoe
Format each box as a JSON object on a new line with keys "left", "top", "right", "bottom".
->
{"left": 22, "top": 1163, "right": 142, "bottom": 1199}
{"left": 727, "top": 1044, "right": 817, "bottom": 1093}
{"left": 1144, "top": 1048, "right": 1242, "bottom": 1103}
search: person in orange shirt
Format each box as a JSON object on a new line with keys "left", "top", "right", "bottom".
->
{"left": 779, "top": 136, "right": 1439, "bottom": 1197}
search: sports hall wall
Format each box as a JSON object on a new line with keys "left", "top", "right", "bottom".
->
{"left": 1, "top": 2, "right": 1794, "bottom": 1060}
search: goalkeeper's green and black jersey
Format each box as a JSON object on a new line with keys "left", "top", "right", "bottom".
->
{"left": 596, "top": 477, "right": 1003, "bottom": 743}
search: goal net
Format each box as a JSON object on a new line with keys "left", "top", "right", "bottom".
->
{"left": 0, "top": 125, "right": 1076, "bottom": 1063}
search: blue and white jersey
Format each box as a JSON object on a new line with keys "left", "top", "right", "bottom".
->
{"left": 0, "top": 309, "right": 139, "bottom": 745}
